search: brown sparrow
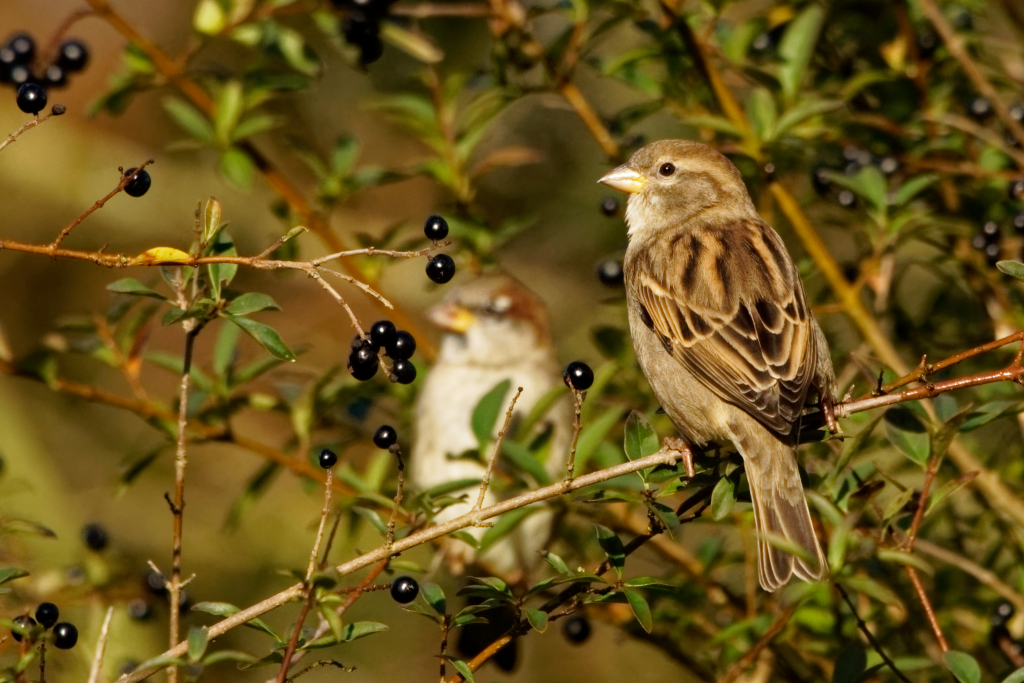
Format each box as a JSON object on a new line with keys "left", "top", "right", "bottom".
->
{"left": 412, "top": 273, "right": 570, "bottom": 577}
{"left": 599, "top": 140, "right": 836, "bottom": 591}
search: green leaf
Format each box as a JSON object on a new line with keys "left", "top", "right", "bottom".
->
{"left": 380, "top": 21, "right": 443, "bottom": 63}
{"left": 824, "top": 414, "right": 882, "bottom": 494}
{"left": 884, "top": 407, "right": 930, "bottom": 465}
{"left": 212, "top": 320, "right": 240, "bottom": 381}
{"left": 893, "top": 174, "right": 939, "bottom": 206}
{"left": 542, "top": 551, "right": 569, "bottom": 575}
{"left": 341, "top": 621, "right": 388, "bottom": 642}
{"left": 224, "top": 314, "right": 296, "bottom": 361}
{"left": 0, "top": 568, "right": 29, "bottom": 586}
{"left": 164, "top": 98, "right": 215, "bottom": 144}
{"left": 821, "top": 166, "right": 887, "bottom": 213}
{"left": 202, "top": 650, "right": 258, "bottom": 666}
{"left": 525, "top": 607, "right": 548, "bottom": 632}
{"left": 225, "top": 293, "right": 281, "bottom": 317}
{"left": 214, "top": 80, "right": 244, "bottom": 144}
{"left": 207, "top": 229, "right": 237, "bottom": 301}
{"left": 594, "top": 524, "right": 625, "bottom": 577}
{"left": 421, "top": 582, "right": 446, "bottom": 615}
{"left": 573, "top": 406, "right": 626, "bottom": 474}
{"left": 231, "top": 114, "right": 279, "bottom": 142}
{"left": 773, "top": 99, "right": 843, "bottom": 139}
{"left": 479, "top": 506, "right": 539, "bottom": 552}
{"left": 876, "top": 549, "right": 932, "bottom": 574}
{"left": 747, "top": 88, "right": 777, "bottom": 141}
{"left": 777, "top": 4, "right": 825, "bottom": 100}
{"left": 500, "top": 441, "right": 551, "bottom": 486}
{"left": 471, "top": 379, "right": 512, "bottom": 451}
{"left": 1000, "top": 667, "right": 1024, "bottom": 683}
{"left": 623, "top": 410, "right": 659, "bottom": 462}
{"left": 107, "top": 278, "right": 167, "bottom": 300}
{"left": 136, "top": 655, "right": 188, "bottom": 674}
{"left": 202, "top": 196, "right": 224, "bottom": 245}
{"left": 944, "top": 651, "right": 981, "bottom": 683}
{"left": 219, "top": 147, "right": 256, "bottom": 189}
{"left": 997, "top": 260, "right": 1024, "bottom": 281}
{"left": 710, "top": 475, "right": 737, "bottom": 520}
{"left": 187, "top": 626, "right": 209, "bottom": 662}
{"left": 447, "top": 658, "right": 475, "bottom": 683}
{"left": 623, "top": 588, "right": 652, "bottom": 633}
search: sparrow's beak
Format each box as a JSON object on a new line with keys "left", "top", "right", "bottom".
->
{"left": 428, "top": 301, "right": 476, "bottom": 334}
{"left": 599, "top": 164, "right": 646, "bottom": 194}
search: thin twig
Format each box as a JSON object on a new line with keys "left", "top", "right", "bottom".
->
{"left": 717, "top": 604, "right": 796, "bottom": 683}
{"left": 473, "top": 387, "right": 523, "bottom": 511}
{"left": 904, "top": 566, "right": 949, "bottom": 653}
{"left": 563, "top": 388, "right": 584, "bottom": 482}
{"left": 915, "top": 539, "right": 1024, "bottom": 611}
{"left": 392, "top": 2, "right": 490, "bottom": 18}
{"left": 49, "top": 161, "right": 154, "bottom": 251}
{"left": 275, "top": 470, "right": 336, "bottom": 683}
{"left": 0, "top": 110, "right": 61, "bottom": 154}
{"left": 903, "top": 455, "right": 941, "bottom": 552}
{"left": 86, "top": 607, "right": 115, "bottom": 683}
{"left": 385, "top": 448, "right": 405, "bottom": 549}
{"left": 835, "top": 582, "right": 913, "bottom": 683}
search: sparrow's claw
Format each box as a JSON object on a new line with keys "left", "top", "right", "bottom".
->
{"left": 663, "top": 436, "right": 696, "bottom": 478}
{"left": 821, "top": 397, "right": 840, "bottom": 435}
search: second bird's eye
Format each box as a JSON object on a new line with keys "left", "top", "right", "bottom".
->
{"left": 659, "top": 162, "right": 676, "bottom": 176}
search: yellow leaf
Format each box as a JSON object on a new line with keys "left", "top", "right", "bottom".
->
{"left": 132, "top": 247, "right": 193, "bottom": 265}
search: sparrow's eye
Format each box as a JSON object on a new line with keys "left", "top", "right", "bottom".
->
{"left": 658, "top": 162, "right": 676, "bottom": 177}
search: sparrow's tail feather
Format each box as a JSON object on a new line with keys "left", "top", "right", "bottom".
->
{"left": 734, "top": 430, "right": 826, "bottom": 592}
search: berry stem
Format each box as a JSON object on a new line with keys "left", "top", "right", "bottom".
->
{"left": 562, "top": 388, "right": 585, "bottom": 484}
{"left": 384, "top": 448, "right": 405, "bottom": 550}
{"left": 472, "top": 386, "right": 523, "bottom": 513}
{"left": 48, "top": 160, "right": 154, "bottom": 252}
{"left": 0, "top": 109, "right": 60, "bottom": 154}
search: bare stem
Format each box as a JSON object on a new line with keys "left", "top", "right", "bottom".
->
{"left": 473, "top": 387, "right": 523, "bottom": 511}
{"left": 86, "top": 607, "right": 116, "bottom": 683}
{"left": 835, "top": 582, "right": 913, "bottom": 683}
{"left": 563, "top": 389, "right": 584, "bottom": 482}
{"left": 385, "top": 448, "right": 405, "bottom": 549}
{"left": 716, "top": 604, "right": 796, "bottom": 683}
{"left": 0, "top": 110, "right": 60, "bottom": 154}
{"left": 905, "top": 565, "right": 949, "bottom": 653}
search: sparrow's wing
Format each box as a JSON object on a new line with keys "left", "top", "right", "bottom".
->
{"left": 631, "top": 218, "right": 816, "bottom": 435}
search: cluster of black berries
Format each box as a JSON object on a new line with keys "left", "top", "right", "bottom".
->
{"left": 563, "top": 361, "right": 594, "bottom": 392}
{"left": 11, "top": 602, "right": 78, "bottom": 650}
{"left": 349, "top": 320, "right": 417, "bottom": 384}
{"left": 1, "top": 33, "right": 89, "bottom": 115}
{"left": 424, "top": 215, "right": 455, "bottom": 284}
{"left": 990, "top": 602, "right": 1024, "bottom": 661}
{"left": 971, "top": 220, "right": 1004, "bottom": 267}
{"left": 811, "top": 145, "right": 900, "bottom": 209}
{"left": 332, "top": 0, "right": 398, "bottom": 65}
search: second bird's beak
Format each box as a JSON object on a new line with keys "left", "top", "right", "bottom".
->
{"left": 599, "top": 164, "right": 646, "bottom": 194}
{"left": 429, "top": 301, "right": 476, "bottom": 334}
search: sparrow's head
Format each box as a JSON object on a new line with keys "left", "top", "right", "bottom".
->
{"left": 598, "top": 139, "right": 755, "bottom": 236}
{"left": 429, "top": 273, "right": 553, "bottom": 367}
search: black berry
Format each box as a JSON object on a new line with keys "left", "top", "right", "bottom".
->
{"left": 57, "top": 40, "right": 89, "bottom": 72}
{"left": 811, "top": 166, "right": 832, "bottom": 196}
{"left": 1010, "top": 179, "right": 1024, "bottom": 200}
{"left": 424, "top": 214, "right": 449, "bottom": 241}
{"left": 391, "top": 359, "right": 416, "bottom": 384}
{"left": 562, "top": 614, "right": 591, "bottom": 644}
{"left": 385, "top": 331, "right": 416, "bottom": 360}
{"left": 968, "top": 96, "right": 992, "bottom": 121}
{"left": 595, "top": 258, "right": 624, "bottom": 287}
{"left": 43, "top": 65, "right": 66, "bottom": 88}
{"left": 984, "top": 243, "right": 1001, "bottom": 266}
{"left": 390, "top": 576, "right": 419, "bottom": 604}
{"left": 981, "top": 220, "right": 1001, "bottom": 243}
{"left": 8, "top": 65, "right": 30, "bottom": 86}
{"left": 373, "top": 425, "right": 397, "bottom": 449}
{"left": 11, "top": 615, "right": 36, "bottom": 642}
{"left": 836, "top": 189, "right": 856, "bottom": 209}
{"left": 16, "top": 82, "right": 46, "bottom": 115}
{"left": 995, "top": 602, "right": 1015, "bottom": 623}
{"left": 127, "top": 598, "right": 152, "bottom": 621}
{"left": 35, "top": 603, "right": 59, "bottom": 629}
{"left": 426, "top": 254, "right": 456, "bottom": 284}
{"left": 82, "top": 523, "right": 108, "bottom": 551}
{"left": 878, "top": 156, "right": 899, "bottom": 175}
{"left": 7, "top": 34, "right": 34, "bottom": 64}
{"left": 370, "top": 320, "right": 396, "bottom": 349}
{"left": 1013, "top": 211, "right": 1024, "bottom": 234}
{"left": 52, "top": 622, "right": 78, "bottom": 649}
{"left": 123, "top": 168, "right": 152, "bottom": 197}
{"left": 917, "top": 29, "right": 938, "bottom": 58}
{"left": 563, "top": 361, "right": 594, "bottom": 391}
{"left": 600, "top": 197, "right": 619, "bottom": 216}
{"left": 348, "top": 341, "right": 379, "bottom": 381}
{"left": 319, "top": 448, "right": 338, "bottom": 469}
{"left": 144, "top": 569, "right": 168, "bottom": 596}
